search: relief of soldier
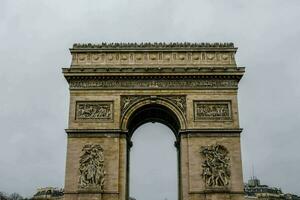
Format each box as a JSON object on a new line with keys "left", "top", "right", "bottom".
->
{"left": 197, "top": 104, "right": 229, "bottom": 118}
{"left": 79, "top": 144, "right": 106, "bottom": 191}
{"left": 200, "top": 144, "right": 230, "bottom": 187}
{"left": 77, "top": 103, "right": 111, "bottom": 119}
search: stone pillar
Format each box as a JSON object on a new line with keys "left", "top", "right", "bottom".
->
{"left": 64, "top": 132, "right": 127, "bottom": 200}
{"left": 180, "top": 131, "right": 244, "bottom": 200}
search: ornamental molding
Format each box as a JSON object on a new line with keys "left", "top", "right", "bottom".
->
{"left": 71, "top": 51, "right": 236, "bottom": 66}
{"left": 72, "top": 42, "right": 235, "bottom": 49}
{"left": 69, "top": 79, "right": 238, "bottom": 90}
{"left": 200, "top": 144, "right": 230, "bottom": 188}
{"left": 63, "top": 66, "right": 245, "bottom": 74}
{"left": 121, "top": 95, "right": 186, "bottom": 117}
{"left": 79, "top": 144, "right": 106, "bottom": 191}
{"left": 76, "top": 101, "right": 113, "bottom": 121}
{"left": 194, "top": 101, "right": 232, "bottom": 121}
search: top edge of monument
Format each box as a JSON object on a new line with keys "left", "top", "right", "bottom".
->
{"left": 71, "top": 42, "right": 237, "bottom": 51}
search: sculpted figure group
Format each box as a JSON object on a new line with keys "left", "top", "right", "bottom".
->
{"left": 78, "top": 144, "right": 106, "bottom": 191}
{"left": 77, "top": 103, "right": 111, "bottom": 120}
{"left": 201, "top": 144, "right": 230, "bottom": 187}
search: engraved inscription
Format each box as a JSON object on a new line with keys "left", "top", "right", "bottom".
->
{"left": 201, "top": 144, "right": 230, "bottom": 187}
{"left": 194, "top": 101, "right": 231, "bottom": 121}
{"left": 79, "top": 144, "right": 106, "bottom": 191}
{"left": 76, "top": 102, "right": 113, "bottom": 120}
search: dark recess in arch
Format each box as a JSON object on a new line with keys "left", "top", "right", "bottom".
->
{"left": 126, "top": 104, "right": 181, "bottom": 142}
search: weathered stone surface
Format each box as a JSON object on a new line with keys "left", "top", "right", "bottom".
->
{"left": 70, "top": 42, "right": 237, "bottom": 67}
{"left": 62, "top": 42, "right": 245, "bottom": 200}
{"left": 201, "top": 144, "right": 230, "bottom": 187}
{"left": 194, "top": 101, "right": 232, "bottom": 121}
{"left": 76, "top": 102, "right": 113, "bottom": 121}
{"left": 78, "top": 144, "right": 106, "bottom": 191}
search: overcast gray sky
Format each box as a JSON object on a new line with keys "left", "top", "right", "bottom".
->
{"left": 0, "top": 0, "right": 300, "bottom": 198}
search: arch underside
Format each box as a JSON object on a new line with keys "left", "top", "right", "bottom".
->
{"left": 121, "top": 97, "right": 187, "bottom": 139}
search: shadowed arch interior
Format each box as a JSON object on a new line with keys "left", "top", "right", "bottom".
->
{"left": 127, "top": 104, "right": 181, "bottom": 140}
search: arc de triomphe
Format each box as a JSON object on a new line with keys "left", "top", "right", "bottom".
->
{"left": 62, "top": 43, "right": 245, "bottom": 200}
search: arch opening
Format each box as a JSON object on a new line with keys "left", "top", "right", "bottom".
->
{"left": 125, "top": 104, "right": 182, "bottom": 200}
{"left": 129, "top": 122, "right": 178, "bottom": 200}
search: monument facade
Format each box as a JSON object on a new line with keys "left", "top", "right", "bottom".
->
{"left": 62, "top": 42, "right": 245, "bottom": 200}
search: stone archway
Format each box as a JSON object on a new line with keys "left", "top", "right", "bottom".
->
{"left": 123, "top": 102, "right": 183, "bottom": 200}
{"left": 63, "top": 43, "right": 245, "bottom": 200}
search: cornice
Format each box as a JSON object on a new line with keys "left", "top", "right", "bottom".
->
{"left": 65, "top": 129, "right": 123, "bottom": 133}
{"left": 62, "top": 67, "right": 245, "bottom": 78}
{"left": 65, "top": 128, "right": 242, "bottom": 138}
{"left": 71, "top": 42, "right": 236, "bottom": 52}
{"left": 180, "top": 128, "right": 243, "bottom": 137}
{"left": 62, "top": 68, "right": 244, "bottom": 90}
{"left": 180, "top": 128, "right": 243, "bottom": 133}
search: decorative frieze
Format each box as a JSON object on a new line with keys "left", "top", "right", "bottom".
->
{"left": 200, "top": 144, "right": 230, "bottom": 187}
{"left": 76, "top": 101, "right": 113, "bottom": 121}
{"left": 121, "top": 95, "right": 186, "bottom": 117}
{"left": 194, "top": 101, "right": 231, "bottom": 121}
{"left": 79, "top": 144, "right": 106, "bottom": 191}
{"left": 71, "top": 51, "right": 235, "bottom": 66}
{"left": 69, "top": 79, "right": 238, "bottom": 90}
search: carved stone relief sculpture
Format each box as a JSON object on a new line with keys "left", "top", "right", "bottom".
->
{"left": 200, "top": 144, "right": 230, "bottom": 188}
{"left": 69, "top": 79, "right": 238, "bottom": 90}
{"left": 121, "top": 95, "right": 186, "bottom": 117}
{"left": 78, "top": 144, "right": 106, "bottom": 191}
{"left": 71, "top": 42, "right": 237, "bottom": 66}
{"left": 76, "top": 102, "right": 113, "bottom": 121}
{"left": 194, "top": 101, "right": 231, "bottom": 121}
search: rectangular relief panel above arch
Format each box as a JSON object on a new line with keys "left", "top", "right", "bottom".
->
{"left": 68, "top": 94, "right": 121, "bottom": 130}
{"left": 193, "top": 100, "right": 232, "bottom": 121}
{"left": 75, "top": 101, "right": 114, "bottom": 122}
{"left": 186, "top": 94, "right": 240, "bottom": 129}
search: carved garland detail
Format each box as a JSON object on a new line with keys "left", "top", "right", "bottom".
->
{"left": 200, "top": 144, "right": 230, "bottom": 187}
{"left": 79, "top": 144, "right": 106, "bottom": 191}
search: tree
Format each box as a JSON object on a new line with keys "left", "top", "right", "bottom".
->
{"left": 9, "top": 193, "right": 23, "bottom": 200}
{"left": 0, "top": 192, "right": 9, "bottom": 200}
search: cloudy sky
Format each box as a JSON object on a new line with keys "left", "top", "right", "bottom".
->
{"left": 1, "top": 0, "right": 300, "bottom": 198}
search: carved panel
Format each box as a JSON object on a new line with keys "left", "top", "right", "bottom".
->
{"left": 71, "top": 52, "right": 235, "bottom": 66}
{"left": 200, "top": 144, "right": 230, "bottom": 188}
{"left": 71, "top": 43, "right": 236, "bottom": 66}
{"left": 121, "top": 95, "right": 186, "bottom": 117}
{"left": 194, "top": 101, "right": 231, "bottom": 121}
{"left": 121, "top": 96, "right": 143, "bottom": 115}
{"left": 78, "top": 144, "right": 106, "bottom": 191}
{"left": 76, "top": 101, "right": 113, "bottom": 121}
{"left": 69, "top": 79, "right": 238, "bottom": 90}
{"left": 164, "top": 96, "right": 186, "bottom": 115}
